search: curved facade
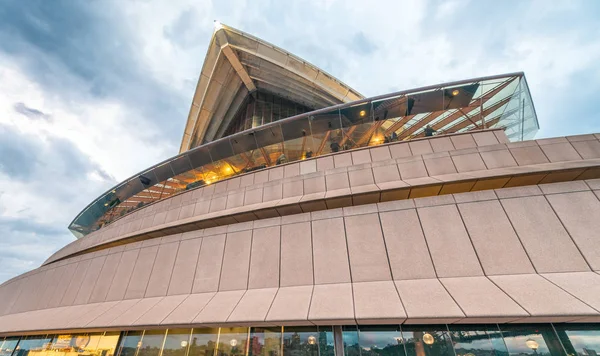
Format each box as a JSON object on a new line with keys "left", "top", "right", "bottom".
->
{"left": 4, "top": 24, "right": 600, "bottom": 356}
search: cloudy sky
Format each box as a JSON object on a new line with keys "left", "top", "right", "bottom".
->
{"left": 0, "top": 0, "right": 599, "bottom": 282}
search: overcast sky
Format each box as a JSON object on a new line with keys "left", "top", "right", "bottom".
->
{"left": 0, "top": 0, "right": 599, "bottom": 283}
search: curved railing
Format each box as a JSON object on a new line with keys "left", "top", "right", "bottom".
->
{"left": 69, "top": 72, "right": 539, "bottom": 236}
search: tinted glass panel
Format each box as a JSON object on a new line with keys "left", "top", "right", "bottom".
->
{"left": 188, "top": 328, "right": 219, "bottom": 356}
{"left": 402, "top": 326, "right": 454, "bottom": 356}
{"left": 499, "top": 324, "right": 565, "bottom": 356}
{"left": 162, "top": 329, "right": 191, "bottom": 356}
{"left": 14, "top": 335, "right": 53, "bottom": 356}
{"left": 138, "top": 331, "right": 165, "bottom": 356}
{"left": 448, "top": 325, "right": 508, "bottom": 356}
{"left": 216, "top": 328, "right": 249, "bottom": 356}
{"left": 552, "top": 324, "right": 600, "bottom": 356}
{"left": 249, "top": 327, "right": 281, "bottom": 356}
{"left": 358, "top": 325, "right": 405, "bottom": 356}
{"left": 317, "top": 327, "right": 335, "bottom": 356}
{"left": 282, "top": 326, "right": 320, "bottom": 356}
{"left": 0, "top": 338, "right": 20, "bottom": 356}
{"left": 118, "top": 331, "right": 143, "bottom": 356}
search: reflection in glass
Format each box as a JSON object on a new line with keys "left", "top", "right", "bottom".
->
{"left": 402, "top": 326, "right": 454, "bottom": 356}
{"left": 217, "top": 328, "right": 249, "bottom": 356}
{"left": 342, "top": 326, "right": 360, "bottom": 356}
{"left": 118, "top": 331, "right": 144, "bottom": 356}
{"left": 13, "top": 335, "right": 53, "bottom": 356}
{"left": 553, "top": 324, "right": 600, "bottom": 356}
{"left": 162, "top": 329, "right": 192, "bottom": 356}
{"left": 499, "top": 324, "right": 564, "bottom": 356}
{"left": 357, "top": 325, "right": 405, "bottom": 356}
{"left": 0, "top": 338, "right": 20, "bottom": 356}
{"left": 138, "top": 331, "right": 166, "bottom": 356}
{"left": 188, "top": 328, "right": 219, "bottom": 356}
{"left": 249, "top": 327, "right": 281, "bottom": 356}
{"left": 318, "top": 327, "right": 336, "bottom": 356}
{"left": 447, "top": 325, "right": 508, "bottom": 356}
{"left": 282, "top": 326, "right": 320, "bottom": 356}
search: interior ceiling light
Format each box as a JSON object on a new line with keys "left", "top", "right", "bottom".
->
{"left": 359, "top": 110, "right": 366, "bottom": 117}
{"left": 452, "top": 89, "right": 460, "bottom": 96}
{"left": 423, "top": 333, "right": 435, "bottom": 345}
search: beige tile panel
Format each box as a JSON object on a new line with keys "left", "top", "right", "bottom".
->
{"left": 395, "top": 279, "right": 464, "bottom": 322}
{"left": 86, "top": 298, "right": 141, "bottom": 327}
{"left": 193, "top": 234, "right": 226, "bottom": 293}
{"left": 168, "top": 238, "right": 202, "bottom": 295}
{"left": 133, "top": 294, "right": 188, "bottom": 326}
{"left": 124, "top": 245, "right": 159, "bottom": 299}
{"left": 219, "top": 230, "right": 252, "bottom": 291}
{"left": 440, "top": 276, "right": 528, "bottom": 319}
{"left": 145, "top": 242, "right": 179, "bottom": 297}
{"left": 227, "top": 288, "right": 278, "bottom": 324}
{"left": 379, "top": 209, "right": 436, "bottom": 280}
{"left": 542, "top": 272, "right": 600, "bottom": 312}
{"left": 161, "top": 292, "right": 215, "bottom": 325}
{"left": 546, "top": 191, "right": 600, "bottom": 270}
{"left": 352, "top": 281, "right": 406, "bottom": 323}
{"left": 500, "top": 196, "right": 590, "bottom": 273}
{"left": 308, "top": 283, "right": 354, "bottom": 324}
{"left": 105, "top": 249, "right": 140, "bottom": 301}
{"left": 193, "top": 290, "right": 245, "bottom": 324}
{"left": 68, "top": 301, "right": 119, "bottom": 329}
{"left": 490, "top": 274, "right": 598, "bottom": 318}
{"left": 89, "top": 253, "right": 123, "bottom": 303}
{"left": 311, "top": 218, "right": 351, "bottom": 284}
{"left": 457, "top": 200, "right": 535, "bottom": 275}
{"left": 60, "top": 258, "right": 92, "bottom": 306}
{"left": 417, "top": 205, "right": 484, "bottom": 277}
{"left": 344, "top": 213, "right": 392, "bottom": 282}
{"left": 266, "top": 285, "right": 313, "bottom": 325}
{"left": 248, "top": 226, "right": 280, "bottom": 289}
{"left": 109, "top": 297, "right": 163, "bottom": 326}
{"left": 280, "top": 222, "right": 314, "bottom": 287}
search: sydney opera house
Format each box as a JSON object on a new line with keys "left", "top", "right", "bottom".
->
{"left": 3, "top": 23, "right": 600, "bottom": 356}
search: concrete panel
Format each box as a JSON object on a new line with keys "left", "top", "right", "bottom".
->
{"left": 37, "top": 267, "right": 64, "bottom": 309}
{"left": 168, "top": 238, "right": 202, "bottom": 296}
{"left": 398, "top": 159, "right": 428, "bottom": 179}
{"left": 161, "top": 293, "right": 215, "bottom": 325}
{"left": 300, "top": 160, "right": 317, "bottom": 175}
{"left": 373, "top": 164, "right": 401, "bottom": 184}
{"left": 109, "top": 297, "right": 163, "bottom": 326}
{"left": 540, "top": 142, "right": 582, "bottom": 162}
{"left": 133, "top": 294, "right": 188, "bottom": 325}
{"left": 193, "top": 234, "right": 226, "bottom": 293}
{"left": 390, "top": 143, "right": 412, "bottom": 158}
{"left": 73, "top": 256, "right": 107, "bottom": 305}
{"left": 283, "top": 180, "right": 304, "bottom": 198}
{"left": 429, "top": 137, "right": 455, "bottom": 152}
{"left": 219, "top": 230, "right": 252, "bottom": 291}
{"left": 317, "top": 156, "right": 334, "bottom": 171}
{"left": 491, "top": 274, "right": 598, "bottom": 317}
{"left": 353, "top": 281, "right": 406, "bottom": 323}
{"left": 68, "top": 301, "right": 119, "bottom": 329}
{"left": 370, "top": 146, "right": 392, "bottom": 162}
{"left": 409, "top": 140, "right": 433, "bottom": 155}
{"left": 572, "top": 140, "right": 600, "bottom": 159}
{"left": 228, "top": 288, "right": 278, "bottom": 323}
{"left": 472, "top": 131, "right": 499, "bottom": 146}
{"left": 395, "top": 279, "right": 464, "bottom": 321}
{"left": 450, "top": 134, "right": 477, "bottom": 150}
{"left": 124, "top": 246, "right": 159, "bottom": 299}
{"left": 280, "top": 222, "right": 314, "bottom": 287}
{"left": 266, "top": 285, "right": 313, "bottom": 325}
{"left": 546, "top": 191, "right": 600, "bottom": 270}
{"left": 61, "top": 259, "right": 92, "bottom": 306}
{"left": 351, "top": 149, "right": 372, "bottom": 165}
{"left": 86, "top": 299, "right": 140, "bottom": 327}
{"left": 458, "top": 200, "right": 535, "bottom": 275}
{"left": 501, "top": 196, "right": 590, "bottom": 273}
{"left": 480, "top": 150, "right": 518, "bottom": 169}
{"left": 379, "top": 209, "right": 437, "bottom": 280}
{"left": 248, "top": 226, "right": 280, "bottom": 289}
{"left": 510, "top": 146, "right": 549, "bottom": 166}
{"left": 263, "top": 184, "right": 283, "bottom": 202}
{"left": 145, "top": 242, "right": 179, "bottom": 297}
{"left": 311, "top": 218, "right": 351, "bottom": 284}
{"left": 344, "top": 213, "right": 392, "bottom": 282}
{"left": 417, "top": 205, "right": 484, "bottom": 277}
{"left": 105, "top": 249, "right": 140, "bottom": 301}
{"left": 244, "top": 187, "right": 264, "bottom": 205}
{"left": 542, "top": 272, "right": 600, "bottom": 311}
{"left": 349, "top": 168, "right": 375, "bottom": 187}
{"left": 326, "top": 172, "right": 350, "bottom": 190}
{"left": 440, "top": 277, "right": 528, "bottom": 319}
{"left": 304, "top": 176, "right": 326, "bottom": 194}
{"left": 193, "top": 290, "right": 245, "bottom": 324}
{"left": 452, "top": 153, "right": 487, "bottom": 172}
{"left": 308, "top": 283, "right": 354, "bottom": 324}
{"left": 334, "top": 152, "right": 353, "bottom": 168}
{"left": 423, "top": 156, "right": 457, "bottom": 176}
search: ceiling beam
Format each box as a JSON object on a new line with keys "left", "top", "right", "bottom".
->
{"left": 221, "top": 44, "right": 257, "bottom": 92}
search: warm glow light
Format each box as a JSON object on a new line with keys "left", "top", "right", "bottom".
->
{"left": 525, "top": 339, "right": 539, "bottom": 351}
{"left": 224, "top": 166, "right": 232, "bottom": 173}
{"left": 104, "top": 203, "right": 109, "bottom": 206}
{"left": 423, "top": 333, "right": 435, "bottom": 345}
{"left": 308, "top": 336, "right": 317, "bottom": 345}
{"left": 180, "top": 341, "right": 188, "bottom": 348}
{"left": 452, "top": 89, "right": 460, "bottom": 96}
{"left": 230, "top": 339, "right": 238, "bottom": 347}
{"left": 359, "top": 110, "right": 366, "bottom": 117}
